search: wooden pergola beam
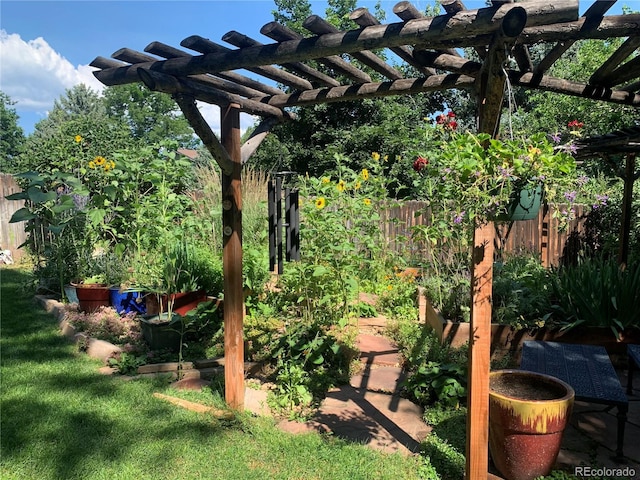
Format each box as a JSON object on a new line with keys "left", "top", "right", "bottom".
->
{"left": 222, "top": 30, "right": 340, "bottom": 88}
{"left": 144, "top": 41, "right": 286, "bottom": 96}
{"left": 252, "top": 74, "right": 476, "bottom": 108}
{"left": 511, "top": 71, "right": 640, "bottom": 106}
{"left": 349, "top": 7, "right": 436, "bottom": 77}
{"left": 260, "top": 21, "right": 373, "bottom": 84}
{"left": 179, "top": 36, "right": 313, "bottom": 91}
{"left": 93, "top": 1, "right": 579, "bottom": 87}
{"left": 169, "top": 92, "right": 233, "bottom": 176}
{"left": 591, "top": 36, "right": 640, "bottom": 85}
{"left": 303, "top": 15, "right": 404, "bottom": 80}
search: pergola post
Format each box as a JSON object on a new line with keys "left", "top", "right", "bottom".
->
{"left": 221, "top": 103, "right": 244, "bottom": 410}
{"left": 466, "top": 7, "right": 527, "bottom": 478}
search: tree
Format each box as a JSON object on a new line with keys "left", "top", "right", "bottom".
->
{"left": 16, "top": 85, "right": 131, "bottom": 173}
{"left": 103, "top": 83, "right": 197, "bottom": 147}
{"left": 250, "top": 0, "right": 453, "bottom": 190}
{"left": 0, "top": 92, "right": 25, "bottom": 173}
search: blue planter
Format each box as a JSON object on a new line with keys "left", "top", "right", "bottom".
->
{"left": 109, "top": 287, "right": 147, "bottom": 315}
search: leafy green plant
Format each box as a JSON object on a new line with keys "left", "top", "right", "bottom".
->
{"left": 548, "top": 257, "right": 640, "bottom": 338}
{"left": 492, "top": 252, "right": 552, "bottom": 329}
{"left": 272, "top": 363, "right": 314, "bottom": 417}
{"left": 108, "top": 351, "right": 146, "bottom": 375}
{"left": 403, "top": 361, "right": 467, "bottom": 409}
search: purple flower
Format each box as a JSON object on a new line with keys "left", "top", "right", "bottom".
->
{"left": 550, "top": 133, "right": 561, "bottom": 144}
{"left": 577, "top": 175, "right": 589, "bottom": 186}
{"left": 563, "top": 191, "right": 577, "bottom": 203}
{"left": 453, "top": 211, "right": 465, "bottom": 224}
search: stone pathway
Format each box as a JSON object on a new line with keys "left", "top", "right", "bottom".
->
{"left": 277, "top": 313, "right": 431, "bottom": 456}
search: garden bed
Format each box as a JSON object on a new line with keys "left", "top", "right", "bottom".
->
{"left": 421, "top": 290, "right": 640, "bottom": 360}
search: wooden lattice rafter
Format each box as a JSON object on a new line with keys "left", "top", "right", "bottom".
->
{"left": 89, "top": 2, "right": 639, "bottom": 479}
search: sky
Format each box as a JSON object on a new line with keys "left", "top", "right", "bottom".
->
{"left": 0, "top": 0, "right": 635, "bottom": 136}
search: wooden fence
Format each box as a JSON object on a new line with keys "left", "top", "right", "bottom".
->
{"left": 0, "top": 174, "right": 28, "bottom": 261}
{"left": 0, "top": 174, "right": 586, "bottom": 268}
{"left": 379, "top": 201, "right": 587, "bottom": 268}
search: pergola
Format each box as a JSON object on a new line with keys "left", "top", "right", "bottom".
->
{"left": 90, "top": 1, "right": 640, "bottom": 478}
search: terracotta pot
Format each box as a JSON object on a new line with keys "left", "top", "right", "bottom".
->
{"left": 489, "top": 369, "right": 574, "bottom": 480}
{"left": 73, "top": 283, "right": 111, "bottom": 313}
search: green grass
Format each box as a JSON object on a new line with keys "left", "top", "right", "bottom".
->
{"left": 1, "top": 267, "right": 437, "bottom": 480}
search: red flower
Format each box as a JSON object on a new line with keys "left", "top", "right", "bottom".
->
{"left": 447, "top": 111, "right": 456, "bottom": 118}
{"left": 436, "top": 114, "right": 447, "bottom": 125}
{"left": 413, "top": 156, "right": 429, "bottom": 172}
{"left": 448, "top": 121, "right": 458, "bottom": 130}
{"left": 568, "top": 120, "right": 584, "bottom": 128}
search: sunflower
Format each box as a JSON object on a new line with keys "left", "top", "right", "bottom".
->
{"left": 363, "top": 198, "right": 371, "bottom": 206}
{"left": 74, "top": 135, "right": 82, "bottom": 143}
{"left": 94, "top": 156, "right": 106, "bottom": 166}
{"left": 315, "top": 197, "right": 326, "bottom": 209}
{"left": 336, "top": 180, "right": 346, "bottom": 192}
{"left": 361, "top": 169, "right": 369, "bottom": 181}
{"left": 354, "top": 181, "right": 361, "bottom": 190}
{"left": 88, "top": 161, "right": 96, "bottom": 169}
{"left": 371, "top": 152, "right": 380, "bottom": 161}
{"left": 321, "top": 177, "right": 330, "bottom": 184}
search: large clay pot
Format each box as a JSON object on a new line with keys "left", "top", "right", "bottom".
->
{"left": 489, "top": 370, "right": 574, "bottom": 480}
{"left": 74, "top": 283, "right": 111, "bottom": 313}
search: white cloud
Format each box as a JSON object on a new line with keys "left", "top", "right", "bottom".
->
{"left": 197, "top": 101, "right": 258, "bottom": 137}
{"left": 0, "top": 30, "right": 104, "bottom": 118}
{"left": 0, "top": 30, "right": 258, "bottom": 137}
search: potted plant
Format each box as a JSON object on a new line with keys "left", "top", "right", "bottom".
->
{"left": 408, "top": 112, "right": 587, "bottom": 228}
{"left": 489, "top": 369, "right": 574, "bottom": 480}
{"left": 139, "top": 239, "right": 206, "bottom": 351}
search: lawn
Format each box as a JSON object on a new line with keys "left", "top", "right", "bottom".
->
{"left": 0, "top": 267, "right": 437, "bottom": 480}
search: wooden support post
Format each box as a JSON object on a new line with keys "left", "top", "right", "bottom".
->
{"left": 466, "top": 222, "right": 494, "bottom": 480}
{"left": 618, "top": 153, "right": 637, "bottom": 269}
{"left": 467, "top": 9, "right": 526, "bottom": 478}
{"left": 221, "top": 103, "right": 244, "bottom": 410}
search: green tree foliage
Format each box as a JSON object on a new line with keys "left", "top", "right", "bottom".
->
{"left": 103, "top": 83, "right": 197, "bottom": 147}
{"left": 0, "top": 92, "right": 25, "bottom": 173}
{"left": 250, "top": 0, "right": 452, "bottom": 189}
{"left": 15, "top": 85, "right": 131, "bottom": 173}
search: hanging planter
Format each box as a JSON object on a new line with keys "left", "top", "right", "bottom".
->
{"left": 489, "top": 370, "right": 574, "bottom": 480}
{"left": 495, "top": 184, "right": 544, "bottom": 222}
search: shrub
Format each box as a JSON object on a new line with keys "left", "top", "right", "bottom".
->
{"left": 548, "top": 256, "right": 640, "bottom": 338}
{"left": 65, "top": 306, "right": 141, "bottom": 346}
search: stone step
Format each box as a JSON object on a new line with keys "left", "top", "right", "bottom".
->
{"left": 356, "top": 333, "right": 401, "bottom": 367}
{"left": 350, "top": 365, "right": 406, "bottom": 394}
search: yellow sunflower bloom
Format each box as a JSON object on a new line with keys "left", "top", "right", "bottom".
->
{"left": 363, "top": 198, "right": 371, "bottom": 206}
{"left": 315, "top": 197, "right": 326, "bottom": 209}
{"left": 88, "top": 161, "right": 96, "bottom": 169}
{"left": 361, "top": 169, "right": 369, "bottom": 181}
{"left": 321, "top": 176, "right": 330, "bottom": 184}
{"left": 336, "top": 180, "right": 346, "bottom": 192}
{"left": 74, "top": 135, "right": 82, "bottom": 143}
{"left": 371, "top": 152, "right": 380, "bottom": 161}
{"left": 354, "top": 181, "right": 361, "bottom": 190}
{"left": 94, "top": 156, "right": 106, "bottom": 166}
